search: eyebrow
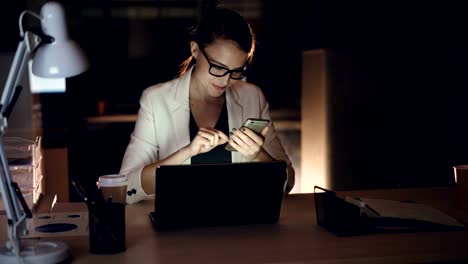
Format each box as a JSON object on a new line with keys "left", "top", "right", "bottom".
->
{"left": 206, "top": 52, "right": 246, "bottom": 71}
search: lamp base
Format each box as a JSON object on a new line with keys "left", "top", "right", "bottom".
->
{"left": 0, "top": 240, "right": 70, "bottom": 264}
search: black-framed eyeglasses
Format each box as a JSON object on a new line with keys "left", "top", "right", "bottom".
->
{"left": 200, "top": 48, "right": 247, "bottom": 80}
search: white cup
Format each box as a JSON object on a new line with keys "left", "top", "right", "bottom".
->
{"left": 97, "top": 174, "right": 128, "bottom": 204}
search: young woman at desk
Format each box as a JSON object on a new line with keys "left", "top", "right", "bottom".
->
{"left": 120, "top": 7, "right": 294, "bottom": 204}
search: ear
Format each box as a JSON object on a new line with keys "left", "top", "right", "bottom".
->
{"left": 190, "top": 41, "right": 199, "bottom": 59}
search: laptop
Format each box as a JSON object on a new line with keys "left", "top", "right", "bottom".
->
{"left": 149, "top": 161, "right": 287, "bottom": 230}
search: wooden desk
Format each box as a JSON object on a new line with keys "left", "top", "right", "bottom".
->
{"left": 2, "top": 187, "right": 468, "bottom": 263}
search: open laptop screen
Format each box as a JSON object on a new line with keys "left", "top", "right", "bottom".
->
{"left": 150, "top": 161, "right": 287, "bottom": 230}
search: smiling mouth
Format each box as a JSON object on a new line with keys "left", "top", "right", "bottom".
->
{"left": 212, "top": 84, "right": 226, "bottom": 90}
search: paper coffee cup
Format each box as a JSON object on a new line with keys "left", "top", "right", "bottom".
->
{"left": 97, "top": 174, "right": 128, "bottom": 204}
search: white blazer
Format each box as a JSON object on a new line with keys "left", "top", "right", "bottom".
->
{"left": 120, "top": 66, "right": 295, "bottom": 204}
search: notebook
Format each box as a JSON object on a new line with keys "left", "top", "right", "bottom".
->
{"left": 149, "top": 161, "right": 287, "bottom": 230}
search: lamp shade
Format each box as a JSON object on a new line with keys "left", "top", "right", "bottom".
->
{"left": 31, "top": 2, "right": 89, "bottom": 78}
{"left": 32, "top": 40, "right": 89, "bottom": 78}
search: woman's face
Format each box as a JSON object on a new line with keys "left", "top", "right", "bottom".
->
{"left": 192, "top": 39, "right": 249, "bottom": 98}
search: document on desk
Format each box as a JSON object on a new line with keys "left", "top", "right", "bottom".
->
{"left": 359, "top": 198, "right": 464, "bottom": 228}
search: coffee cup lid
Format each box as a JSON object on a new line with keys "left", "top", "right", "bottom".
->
{"left": 98, "top": 174, "right": 128, "bottom": 187}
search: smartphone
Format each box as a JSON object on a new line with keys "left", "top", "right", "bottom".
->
{"left": 225, "top": 118, "right": 270, "bottom": 151}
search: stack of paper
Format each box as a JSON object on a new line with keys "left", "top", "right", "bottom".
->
{"left": 359, "top": 197, "right": 464, "bottom": 229}
{"left": 4, "top": 136, "right": 44, "bottom": 210}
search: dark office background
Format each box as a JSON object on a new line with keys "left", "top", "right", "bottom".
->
{"left": 2, "top": 0, "right": 468, "bottom": 198}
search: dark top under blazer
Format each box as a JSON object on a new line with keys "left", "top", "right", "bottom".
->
{"left": 189, "top": 98, "right": 232, "bottom": 164}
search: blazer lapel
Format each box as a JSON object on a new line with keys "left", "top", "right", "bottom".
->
{"left": 226, "top": 84, "right": 244, "bottom": 162}
{"left": 170, "top": 68, "right": 191, "bottom": 161}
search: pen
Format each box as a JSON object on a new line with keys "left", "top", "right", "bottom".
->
{"left": 72, "top": 182, "right": 119, "bottom": 242}
{"left": 71, "top": 180, "right": 93, "bottom": 206}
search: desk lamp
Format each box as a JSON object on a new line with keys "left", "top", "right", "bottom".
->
{"left": 0, "top": 2, "right": 88, "bottom": 263}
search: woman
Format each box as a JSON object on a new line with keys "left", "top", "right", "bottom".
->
{"left": 120, "top": 7, "right": 294, "bottom": 204}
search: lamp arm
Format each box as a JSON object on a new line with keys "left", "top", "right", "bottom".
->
{"left": 0, "top": 138, "right": 28, "bottom": 259}
{"left": 0, "top": 41, "right": 28, "bottom": 116}
{"left": 0, "top": 37, "right": 30, "bottom": 219}
{"left": 0, "top": 33, "right": 35, "bottom": 259}
{"left": 18, "top": 10, "right": 42, "bottom": 38}
{"left": 0, "top": 10, "right": 43, "bottom": 112}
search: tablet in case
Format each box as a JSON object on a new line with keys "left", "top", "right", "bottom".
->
{"left": 150, "top": 161, "right": 287, "bottom": 230}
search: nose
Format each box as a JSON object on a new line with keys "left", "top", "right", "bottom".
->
{"left": 219, "top": 74, "right": 230, "bottom": 86}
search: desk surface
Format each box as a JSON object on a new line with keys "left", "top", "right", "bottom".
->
{"left": 2, "top": 187, "right": 468, "bottom": 263}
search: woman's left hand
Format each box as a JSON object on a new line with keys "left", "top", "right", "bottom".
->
{"left": 228, "top": 126, "right": 269, "bottom": 161}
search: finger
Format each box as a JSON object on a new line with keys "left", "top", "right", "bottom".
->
{"left": 234, "top": 129, "right": 257, "bottom": 147}
{"left": 198, "top": 130, "right": 216, "bottom": 146}
{"left": 219, "top": 136, "right": 228, "bottom": 145}
{"left": 239, "top": 127, "right": 263, "bottom": 145}
{"left": 195, "top": 135, "right": 212, "bottom": 146}
{"left": 202, "top": 128, "right": 228, "bottom": 146}
{"left": 210, "top": 134, "right": 215, "bottom": 146}
{"left": 217, "top": 131, "right": 229, "bottom": 142}
{"left": 197, "top": 130, "right": 214, "bottom": 140}
{"left": 209, "top": 129, "right": 228, "bottom": 145}
{"left": 193, "top": 137, "right": 212, "bottom": 153}
{"left": 213, "top": 132, "right": 219, "bottom": 146}
{"left": 200, "top": 127, "right": 216, "bottom": 134}
{"left": 260, "top": 125, "right": 269, "bottom": 137}
{"left": 231, "top": 132, "right": 250, "bottom": 150}
{"left": 228, "top": 138, "right": 248, "bottom": 155}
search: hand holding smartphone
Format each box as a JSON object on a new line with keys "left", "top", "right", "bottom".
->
{"left": 225, "top": 118, "right": 270, "bottom": 151}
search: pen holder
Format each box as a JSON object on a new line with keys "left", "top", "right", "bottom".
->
{"left": 88, "top": 202, "right": 126, "bottom": 254}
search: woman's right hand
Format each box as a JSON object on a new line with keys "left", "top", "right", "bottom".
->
{"left": 185, "top": 127, "right": 229, "bottom": 157}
